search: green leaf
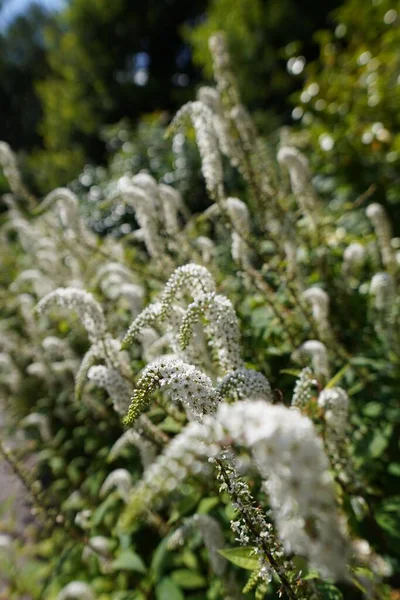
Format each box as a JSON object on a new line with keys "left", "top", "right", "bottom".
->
{"left": 218, "top": 547, "right": 259, "bottom": 570}
{"left": 111, "top": 550, "right": 147, "bottom": 574}
{"left": 197, "top": 496, "right": 219, "bottom": 514}
{"left": 155, "top": 578, "right": 184, "bottom": 600}
{"left": 388, "top": 463, "right": 400, "bottom": 477}
{"left": 325, "top": 364, "right": 350, "bottom": 389}
{"left": 315, "top": 581, "right": 343, "bottom": 599}
{"left": 368, "top": 424, "right": 393, "bottom": 458}
{"left": 363, "top": 402, "right": 383, "bottom": 417}
{"left": 279, "top": 369, "right": 301, "bottom": 377}
{"left": 170, "top": 569, "right": 207, "bottom": 589}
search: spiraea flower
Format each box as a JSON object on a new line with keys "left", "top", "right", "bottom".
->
{"left": 277, "top": 146, "right": 318, "bottom": 218}
{"left": 121, "top": 400, "right": 348, "bottom": 579}
{"left": 318, "top": 387, "right": 352, "bottom": 480}
{"left": 225, "top": 197, "right": 251, "bottom": 265}
{"left": 179, "top": 292, "right": 243, "bottom": 373}
{"left": 194, "top": 236, "right": 215, "bottom": 263}
{"left": 370, "top": 272, "right": 395, "bottom": 311}
{"left": 116, "top": 177, "right": 164, "bottom": 257}
{"left": 57, "top": 581, "right": 95, "bottom": 600}
{"left": 291, "top": 367, "right": 316, "bottom": 410}
{"left": 100, "top": 468, "right": 132, "bottom": 503}
{"left": 0, "top": 141, "right": 35, "bottom": 208}
{"left": 20, "top": 413, "right": 51, "bottom": 442}
{"left": 366, "top": 203, "right": 396, "bottom": 271}
{"left": 108, "top": 429, "right": 157, "bottom": 469}
{"left": 168, "top": 514, "right": 227, "bottom": 576}
{"left": 34, "top": 188, "right": 82, "bottom": 234}
{"left": 216, "top": 367, "right": 272, "bottom": 402}
{"left": 158, "top": 183, "right": 185, "bottom": 236}
{"left": 159, "top": 264, "right": 216, "bottom": 320}
{"left": 298, "top": 340, "right": 330, "bottom": 381}
{"left": 122, "top": 302, "right": 162, "bottom": 349}
{"left": 343, "top": 243, "right": 365, "bottom": 274}
{"left": 36, "top": 288, "right": 107, "bottom": 343}
{"left": 123, "top": 356, "right": 220, "bottom": 425}
{"left": 88, "top": 365, "right": 131, "bottom": 415}
{"left": 303, "top": 286, "right": 331, "bottom": 339}
{"left": 168, "top": 101, "right": 224, "bottom": 201}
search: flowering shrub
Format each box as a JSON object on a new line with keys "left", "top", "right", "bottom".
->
{"left": 0, "top": 32, "right": 399, "bottom": 600}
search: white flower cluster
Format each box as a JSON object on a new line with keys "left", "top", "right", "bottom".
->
{"left": 57, "top": 581, "right": 95, "bottom": 600}
{"left": 0, "top": 141, "right": 34, "bottom": 207}
{"left": 370, "top": 272, "right": 395, "bottom": 311}
{"left": 366, "top": 203, "right": 396, "bottom": 271}
{"left": 303, "top": 286, "right": 331, "bottom": 339}
{"left": 225, "top": 197, "right": 251, "bottom": 265}
{"left": 343, "top": 242, "right": 365, "bottom": 274}
{"left": 108, "top": 429, "right": 157, "bottom": 469}
{"left": 122, "top": 400, "right": 348, "bottom": 579}
{"left": 34, "top": 188, "right": 81, "bottom": 234}
{"left": 36, "top": 288, "right": 107, "bottom": 343}
{"left": 100, "top": 468, "right": 132, "bottom": 503}
{"left": 94, "top": 262, "right": 144, "bottom": 315}
{"left": 217, "top": 367, "right": 272, "bottom": 402}
{"left": 291, "top": 367, "right": 316, "bottom": 410}
{"left": 116, "top": 176, "right": 164, "bottom": 257}
{"left": 168, "top": 514, "right": 227, "bottom": 576}
{"left": 168, "top": 101, "right": 224, "bottom": 201}
{"left": 179, "top": 292, "right": 243, "bottom": 373}
{"left": 298, "top": 340, "right": 330, "bottom": 381}
{"left": 124, "top": 356, "right": 220, "bottom": 425}
{"left": 88, "top": 364, "right": 131, "bottom": 416}
{"left": 277, "top": 146, "right": 318, "bottom": 219}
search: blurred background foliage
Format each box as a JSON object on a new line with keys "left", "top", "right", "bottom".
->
{"left": 1, "top": 0, "right": 343, "bottom": 193}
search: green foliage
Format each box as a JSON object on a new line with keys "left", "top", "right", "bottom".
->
{"left": 291, "top": 0, "right": 400, "bottom": 210}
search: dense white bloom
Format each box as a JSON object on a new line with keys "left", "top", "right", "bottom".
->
{"left": 298, "top": 340, "right": 330, "bottom": 381}
{"left": 122, "top": 302, "right": 162, "bottom": 349}
{"left": 42, "top": 336, "right": 71, "bottom": 359}
{"left": 159, "top": 264, "right": 216, "bottom": 320}
{"left": 197, "top": 86, "right": 240, "bottom": 166}
{"left": 122, "top": 400, "right": 347, "bottom": 579}
{"left": 370, "top": 272, "right": 395, "bottom": 311}
{"left": 34, "top": 188, "right": 81, "bottom": 233}
{"left": 194, "top": 236, "right": 215, "bottom": 263}
{"left": 20, "top": 413, "right": 51, "bottom": 442}
{"left": 343, "top": 243, "right": 365, "bottom": 273}
{"left": 366, "top": 203, "right": 396, "bottom": 270}
{"left": 88, "top": 365, "right": 131, "bottom": 415}
{"left": 75, "top": 509, "right": 92, "bottom": 530}
{"left": 318, "top": 387, "right": 349, "bottom": 442}
{"left": 217, "top": 367, "right": 273, "bottom": 402}
{"left": 291, "top": 367, "right": 316, "bottom": 409}
{"left": 57, "top": 581, "right": 95, "bottom": 600}
{"left": 169, "top": 101, "right": 224, "bottom": 200}
{"left": 124, "top": 356, "right": 220, "bottom": 425}
{"left": 0, "top": 141, "right": 34, "bottom": 206}
{"left": 225, "top": 197, "right": 250, "bottom": 265}
{"left": 168, "top": 514, "right": 227, "bottom": 576}
{"left": 116, "top": 177, "right": 164, "bottom": 257}
{"left": 100, "top": 468, "right": 132, "bottom": 503}
{"left": 82, "top": 536, "right": 113, "bottom": 573}
{"left": 11, "top": 269, "right": 54, "bottom": 297}
{"left": 278, "top": 146, "right": 318, "bottom": 217}
{"left": 303, "top": 286, "right": 331, "bottom": 338}
{"left": 158, "top": 183, "right": 185, "bottom": 236}
{"left": 108, "top": 429, "right": 157, "bottom": 468}
{"left": 179, "top": 292, "right": 243, "bottom": 373}
{"left": 36, "top": 288, "right": 107, "bottom": 343}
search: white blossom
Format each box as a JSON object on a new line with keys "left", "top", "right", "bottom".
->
{"left": 278, "top": 146, "right": 318, "bottom": 217}
{"left": 370, "top": 272, "right": 395, "bottom": 311}
{"left": 122, "top": 400, "right": 348, "bottom": 579}
{"left": 57, "top": 581, "right": 95, "bottom": 600}
{"left": 88, "top": 365, "right": 131, "bottom": 415}
{"left": 124, "top": 356, "right": 220, "bottom": 425}
{"left": 36, "top": 288, "right": 107, "bottom": 343}
{"left": 303, "top": 286, "right": 331, "bottom": 338}
{"left": 217, "top": 367, "right": 273, "bottom": 402}
{"left": 343, "top": 243, "right": 365, "bottom": 273}
{"left": 108, "top": 429, "right": 157, "bottom": 468}
{"left": 100, "top": 468, "right": 132, "bottom": 503}
{"left": 169, "top": 101, "right": 224, "bottom": 201}
{"left": 298, "top": 340, "right": 330, "bottom": 381}
{"left": 366, "top": 203, "right": 396, "bottom": 270}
